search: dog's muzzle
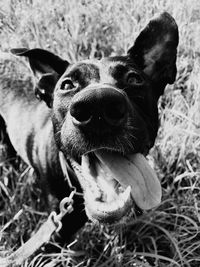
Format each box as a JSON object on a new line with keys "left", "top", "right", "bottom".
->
{"left": 63, "top": 84, "right": 162, "bottom": 223}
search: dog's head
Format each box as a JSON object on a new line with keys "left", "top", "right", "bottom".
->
{"left": 12, "top": 12, "right": 178, "bottom": 223}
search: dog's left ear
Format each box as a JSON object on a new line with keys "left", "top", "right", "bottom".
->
{"left": 11, "top": 48, "right": 69, "bottom": 108}
{"left": 128, "top": 12, "right": 179, "bottom": 98}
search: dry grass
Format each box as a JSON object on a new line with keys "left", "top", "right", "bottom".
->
{"left": 0, "top": 0, "right": 200, "bottom": 266}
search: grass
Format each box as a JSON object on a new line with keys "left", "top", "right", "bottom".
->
{"left": 0, "top": 0, "right": 200, "bottom": 266}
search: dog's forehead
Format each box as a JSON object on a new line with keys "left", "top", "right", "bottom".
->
{"left": 66, "top": 58, "right": 130, "bottom": 83}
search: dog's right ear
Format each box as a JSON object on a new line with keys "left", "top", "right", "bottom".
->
{"left": 11, "top": 48, "right": 69, "bottom": 108}
{"left": 127, "top": 12, "right": 179, "bottom": 99}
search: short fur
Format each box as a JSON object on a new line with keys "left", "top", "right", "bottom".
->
{"left": 0, "top": 12, "right": 178, "bottom": 241}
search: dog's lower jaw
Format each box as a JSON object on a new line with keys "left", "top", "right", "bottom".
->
{"left": 84, "top": 186, "right": 133, "bottom": 224}
{"left": 69, "top": 157, "right": 133, "bottom": 224}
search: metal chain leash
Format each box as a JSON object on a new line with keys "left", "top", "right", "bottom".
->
{"left": 0, "top": 163, "right": 78, "bottom": 267}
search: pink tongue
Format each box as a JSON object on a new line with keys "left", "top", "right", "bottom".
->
{"left": 95, "top": 151, "right": 162, "bottom": 210}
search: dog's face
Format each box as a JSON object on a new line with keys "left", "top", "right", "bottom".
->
{"left": 53, "top": 57, "right": 154, "bottom": 156}
{"left": 12, "top": 12, "right": 178, "bottom": 223}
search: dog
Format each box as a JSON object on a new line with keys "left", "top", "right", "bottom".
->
{"left": 0, "top": 12, "right": 178, "bottom": 241}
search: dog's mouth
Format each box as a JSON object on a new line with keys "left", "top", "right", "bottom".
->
{"left": 69, "top": 150, "right": 162, "bottom": 224}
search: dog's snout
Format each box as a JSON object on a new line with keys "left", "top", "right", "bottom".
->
{"left": 70, "top": 87, "right": 128, "bottom": 128}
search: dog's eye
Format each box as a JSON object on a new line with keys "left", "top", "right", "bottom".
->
{"left": 60, "top": 78, "right": 75, "bottom": 90}
{"left": 127, "top": 72, "right": 144, "bottom": 86}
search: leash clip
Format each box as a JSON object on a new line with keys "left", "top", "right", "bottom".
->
{"left": 51, "top": 187, "right": 76, "bottom": 232}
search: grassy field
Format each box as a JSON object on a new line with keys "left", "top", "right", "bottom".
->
{"left": 0, "top": 0, "right": 200, "bottom": 266}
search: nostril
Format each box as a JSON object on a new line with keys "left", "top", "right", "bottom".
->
{"left": 104, "top": 100, "right": 127, "bottom": 126}
{"left": 70, "top": 102, "right": 92, "bottom": 125}
{"left": 72, "top": 115, "right": 92, "bottom": 126}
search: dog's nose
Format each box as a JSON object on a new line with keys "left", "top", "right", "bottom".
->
{"left": 70, "top": 86, "right": 128, "bottom": 128}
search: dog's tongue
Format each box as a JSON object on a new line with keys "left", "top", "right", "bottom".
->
{"left": 95, "top": 151, "right": 162, "bottom": 210}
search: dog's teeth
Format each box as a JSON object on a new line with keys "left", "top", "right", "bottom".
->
{"left": 81, "top": 154, "right": 90, "bottom": 174}
{"left": 81, "top": 154, "right": 119, "bottom": 202}
{"left": 119, "top": 186, "right": 131, "bottom": 208}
